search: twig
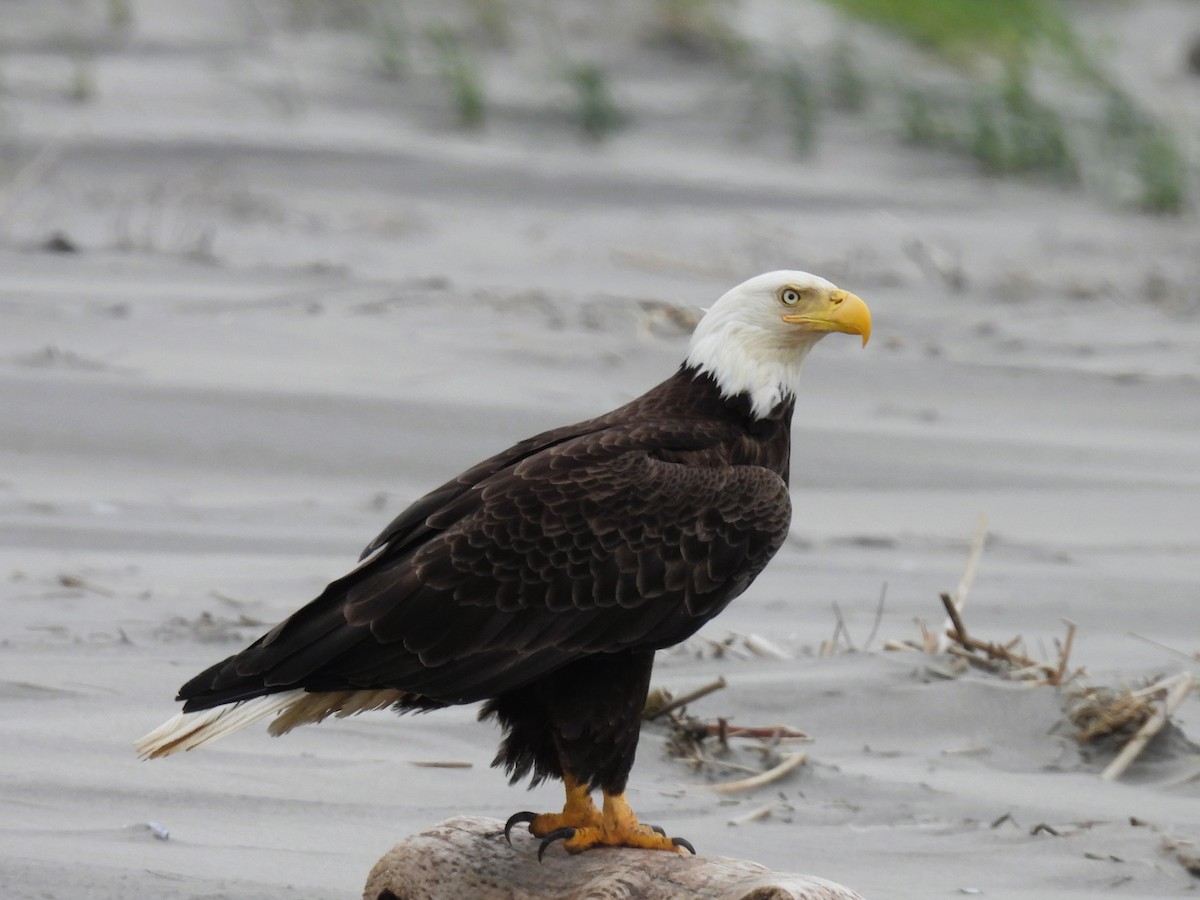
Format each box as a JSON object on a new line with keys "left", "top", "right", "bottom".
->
{"left": 691, "top": 748, "right": 765, "bottom": 776}
{"left": 737, "top": 633, "right": 792, "bottom": 659}
{"left": 698, "top": 724, "right": 810, "bottom": 741}
{"left": 940, "top": 592, "right": 970, "bottom": 646}
{"left": 955, "top": 513, "right": 989, "bottom": 607}
{"left": 915, "top": 617, "right": 937, "bottom": 654}
{"left": 937, "top": 514, "right": 987, "bottom": 652}
{"left": 1165, "top": 767, "right": 1200, "bottom": 788}
{"left": 701, "top": 752, "right": 808, "bottom": 794}
{"left": 58, "top": 574, "right": 114, "bottom": 597}
{"left": 1053, "top": 620, "right": 1076, "bottom": 687}
{"left": 1129, "top": 672, "right": 1193, "bottom": 700}
{"left": 1127, "top": 632, "right": 1200, "bottom": 663}
{"left": 947, "top": 644, "right": 1005, "bottom": 673}
{"left": 408, "top": 760, "right": 473, "bottom": 768}
{"left": 863, "top": 582, "right": 888, "bottom": 652}
{"left": 645, "top": 676, "right": 727, "bottom": 721}
{"left": 831, "top": 602, "right": 856, "bottom": 652}
{"left": 1101, "top": 673, "right": 1195, "bottom": 781}
{"left": 727, "top": 802, "right": 778, "bottom": 826}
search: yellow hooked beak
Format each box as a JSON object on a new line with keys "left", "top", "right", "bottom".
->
{"left": 781, "top": 289, "right": 872, "bottom": 347}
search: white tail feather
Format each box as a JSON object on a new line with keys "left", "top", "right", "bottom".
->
{"left": 135, "top": 691, "right": 305, "bottom": 759}
{"left": 135, "top": 688, "right": 415, "bottom": 759}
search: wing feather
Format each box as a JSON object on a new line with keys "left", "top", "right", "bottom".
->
{"left": 177, "top": 416, "right": 791, "bottom": 712}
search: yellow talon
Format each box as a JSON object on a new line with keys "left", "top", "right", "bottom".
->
{"left": 505, "top": 774, "right": 603, "bottom": 843}
{"left": 541, "top": 792, "right": 694, "bottom": 856}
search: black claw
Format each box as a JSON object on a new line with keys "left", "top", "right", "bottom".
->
{"left": 504, "top": 811, "right": 538, "bottom": 846}
{"left": 672, "top": 836, "right": 697, "bottom": 855}
{"left": 537, "top": 827, "right": 577, "bottom": 862}
{"left": 649, "top": 824, "right": 667, "bottom": 836}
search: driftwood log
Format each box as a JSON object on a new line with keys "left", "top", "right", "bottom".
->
{"left": 364, "top": 816, "right": 865, "bottom": 900}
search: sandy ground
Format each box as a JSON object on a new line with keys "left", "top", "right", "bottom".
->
{"left": 1, "top": 2, "right": 1199, "bottom": 898}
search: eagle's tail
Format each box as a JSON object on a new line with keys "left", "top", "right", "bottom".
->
{"left": 135, "top": 690, "right": 306, "bottom": 759}
{"left": 135, "top": 687, "right": 417, "bottom": 759}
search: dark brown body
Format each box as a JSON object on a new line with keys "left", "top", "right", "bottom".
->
{"left": 177, "top": 364, "right": 795, "bottom": 795}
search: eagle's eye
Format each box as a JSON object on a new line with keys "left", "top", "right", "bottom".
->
{"left": 779, "top": 288, "right": 802, "bottom": 306}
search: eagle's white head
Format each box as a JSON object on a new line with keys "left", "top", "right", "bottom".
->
{"left": 685, "top": 270, "right": 872, "bottom": 419}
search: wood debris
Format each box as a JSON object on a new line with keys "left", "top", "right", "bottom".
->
{"left": 727, "top": 801, "right": 780, "bottom": 826}
{"left": 937, "top": 594, "right": 1080, "bottom": 686}
{"left": 672, "top": 631, "right": 798, "bottom": 660}
{"left": 407, "top": 760, "right": 473, "bottom": 769}
{"left": 645, "top": 681, "right": 811, "bottom": 791}
{"left": 889, "top": 591, "right": 1082, "bottom": 687}
{"left": 702, "top": 752, "right": 808, "bottom": 794}
{"left": 1062, "top": 672, "right": 1196, "bottom": 781}
{"left": 1176, "top": 852, "right": 1200, "bottom": 879}
{"left": 642, "top": 677, "right": 727, "bottom": 721}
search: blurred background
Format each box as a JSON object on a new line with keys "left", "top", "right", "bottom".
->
{"left": 1, "top": 2, "right": 1198, "bottom": 898}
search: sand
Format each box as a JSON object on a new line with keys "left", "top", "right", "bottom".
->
{"left": 1, "top": 2, "right": 1198, "bottom": 898}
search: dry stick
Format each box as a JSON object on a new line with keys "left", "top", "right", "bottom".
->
{"left": 408, "top": 760, "right": 473, "bottom": 768}
{"left": 727, "top": 802, "right": 778, "bottom": 826}
{"left": 1165, "top": 766, "right": 1200, "bottom": 788}
{"left": 938, "top": 514, "right": 988, "bottom": 652}
{"left": 702, "top": 752, "right": 808, "bottom": 794}
{"left": 916, "top": 617, "right": 937, "bottom": 653}
{"left": 1128, "top": 631, "right": 1200, "bottom": 663}
{"left": 645, "top": 676, "right": 727, "bottom": 721}
{"left": 698, "top": 724, "right": 810, "bottom": 741}
{"left": 939, "top": 592, "right": 970, "bottom": 646}
{"left": 862, "top": 582, "right": 889, "bottom": 652}
{"left": 1053, "top": 620, "right": 1077, "bottom": 687}
{"left": 1128, "top": 671, "right": 1193, "bottom": 700}
{"left": 947, "top": 644, "right": 1005, "bottom": 673}
{"left": 831, "top": 601, "right": 856, "bottom": 651}
{"left": 940, "top": 616, "right": 1057, "bottom": 680}
{"left": 1102, "top": 673, "right": 1195, "bottom": 782}
{"left": 956, "top": 513, "right": 989, "bottom": 604}
{"left": 690, "top": 748, "right": 765, "bottom": 776}
{"left": 738, "top": 633, "right": 791, "bottom": 659}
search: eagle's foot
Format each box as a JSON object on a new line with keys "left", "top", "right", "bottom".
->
{"left": 504, "top": 806, "right": 603, "bottom": 844}
{"left": 537, "top": 823, "right": 694, "bottom": 859}
{"left": 504, "top": 775, "right": 602, "bottom": 846}
{"left": 535, "top": 792, "right": 695, "bottom": 859}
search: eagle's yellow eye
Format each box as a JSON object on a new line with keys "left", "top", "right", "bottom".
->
{"left": 780, "top": 288, "right": 801, "bottom": 305}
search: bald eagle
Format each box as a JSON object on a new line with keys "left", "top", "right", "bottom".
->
{"left": 136, "top": 271, "right": 871, "bottom": 856}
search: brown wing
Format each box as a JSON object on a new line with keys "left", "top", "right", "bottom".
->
{"left": 177, "top": 419, "right": 790, "bottom": 711}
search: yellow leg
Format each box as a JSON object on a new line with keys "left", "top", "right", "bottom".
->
{"left": 531, "top": 774, "right": 603, "bottom": 836}
{"left": 504, "top": 773, "right": 603, "bottom": 842}
{"left": 547, "top": 791, "right": 693, "bottom": 855}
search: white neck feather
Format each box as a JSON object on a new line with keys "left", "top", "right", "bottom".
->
{"left": 685, "top": 317, "right": 819, "bottom": 419}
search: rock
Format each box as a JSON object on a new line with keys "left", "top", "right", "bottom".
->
{"left": 364, "top": 816, "right": 865, "bottom": 900}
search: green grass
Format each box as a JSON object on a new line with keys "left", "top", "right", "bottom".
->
{"left": 67, "top": 53, "right": 96, "bottom": 104}
{"left": 736, "top": 59, "right": 821, "bottom": 158}
{"left": 564, "top": 64, "right": 626, "bottom": 141}
{"left": 897, "top": 68, "right": 1076, "bottom": 184}
{"left": 427, "top": 26, "right": 486, "bottom": 129}
{"left": 828, "top": 40, "right": 868, "bottom": 112}
{"left": 777, "top": 61, "right": 820, "bottom": 156}
{"left": 970, "top": 69, "right": 1075, "bottom": 179}
{"left": 466, "top": 0, "right": 511, "bottom": 46}
{"left": 820, "top": 0, "right": 1082, "bottom": 67}
{"left": 1102, "top": 88, "right": 1188, "bottom": 214}
{"left": 107, "top": 0, "right": 134, "bottom": 29}
{"left": 899, "top": 88, "right": 940, "bottom": 147}
{"left": 375, "top": 16, "right": 408, "bottom": 81}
